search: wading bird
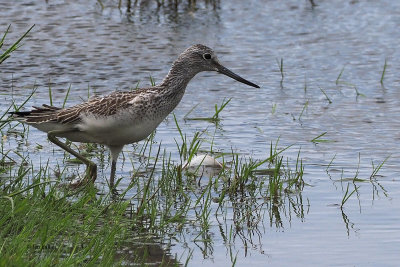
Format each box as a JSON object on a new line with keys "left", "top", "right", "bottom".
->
{"left": 11, "top": 44, "right": 260, "bottom": 187}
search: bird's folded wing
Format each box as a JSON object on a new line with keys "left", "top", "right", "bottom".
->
{"left": 17, "top": 90, "right": 150, "bottom": 124}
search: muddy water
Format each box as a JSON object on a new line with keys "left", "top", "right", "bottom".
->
{"left": 1, "top": 0, "right": 400, "bottom": 266}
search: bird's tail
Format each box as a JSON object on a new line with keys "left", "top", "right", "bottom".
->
{"left": 9, "top": 110, "right": 33, "bottom": 117}
{"left": 9, "top": 104, "right": 62, "bottom": 123}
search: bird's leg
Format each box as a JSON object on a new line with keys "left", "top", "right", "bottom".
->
{"left": 110, "top": 160, "right": 117, "bottom": 188}
{"left": 107, "top": 145, "right": 123, "bottom": 191}
{"left": 47, "top": 130, "right": 97, "bottom": 186}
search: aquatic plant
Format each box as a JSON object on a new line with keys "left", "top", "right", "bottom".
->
{"left": 0, "top": 25, "right": 34, "bottom": 65}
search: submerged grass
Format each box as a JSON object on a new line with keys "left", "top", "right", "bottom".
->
{"left": 276, "top": 57, "right": 284, "bottom": 86}
{"left": 184, "top": 98, "right": 231, "bottom": 123}
{"left": 380, "top": 58, "right": 387, "bottom": 84}
{"left": 310, "top": 131, "right": 333, "bottom": 143}
{"left": 336, "top": 65, "right": 346, "bottom": 85}
{"left": 318, "top": 86, "right": 332, "bottom": 104}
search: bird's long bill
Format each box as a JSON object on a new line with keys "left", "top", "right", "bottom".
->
{"left": 216, "top": 63, "right": 260, "bottom": 88}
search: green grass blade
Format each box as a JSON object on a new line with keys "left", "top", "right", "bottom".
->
{"left": 0, "top": 24, "right": 34, "bottom": 64}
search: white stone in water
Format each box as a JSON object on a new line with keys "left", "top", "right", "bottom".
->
{"left": 183, "top": 154, "right": 223, "bottom": 169}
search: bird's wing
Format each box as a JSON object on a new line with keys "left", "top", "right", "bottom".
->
{"left": 14, "top": 90, "right": 152, "bottom": 124}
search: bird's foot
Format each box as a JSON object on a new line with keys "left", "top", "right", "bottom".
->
{"left": 69, "top": 164, "right": 97, "bottom": 188}
{"left": 87, "top": 163, "right": 97, "bottom": 183}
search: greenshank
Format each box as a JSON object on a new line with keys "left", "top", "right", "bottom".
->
{"left": 11, "top": 44, "right": 260, "bottom": 187}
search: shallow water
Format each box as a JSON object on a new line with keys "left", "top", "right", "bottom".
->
{"left": 1, "top": 0, "right": 400, "bottom": 266}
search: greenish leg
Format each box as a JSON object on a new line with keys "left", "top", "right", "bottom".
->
{"left": 110, "top": 160, "right": 116, "bottom": 188}
{"left": 47, "top": 130, "right": 97, "bottom": 185}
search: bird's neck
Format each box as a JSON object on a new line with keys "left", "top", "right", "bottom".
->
{"left": 153, "top": 58, "right": 200, "bottom": 115}
{"left": 159, "top": 58, "right": 198, "bottom": 94}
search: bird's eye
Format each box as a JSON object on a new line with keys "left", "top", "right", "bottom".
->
{"left": 203, "top": 53, "right": 212, "bottom": 60}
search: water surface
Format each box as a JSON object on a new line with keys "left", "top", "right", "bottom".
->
{"left": 1, "top": 0, "right": 400, "bottom": 266}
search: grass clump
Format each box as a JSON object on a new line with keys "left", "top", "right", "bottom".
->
{"left": 0, "top": 165, "right": 177, "bottom": 266}
{"left": 1, "top": 185, "right": 120, "bottom": 265}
